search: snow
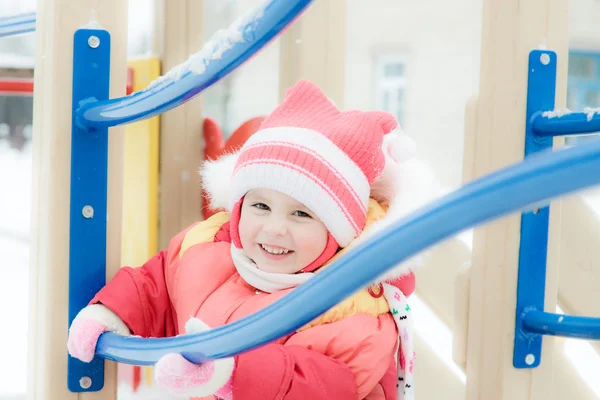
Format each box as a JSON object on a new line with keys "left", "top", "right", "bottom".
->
{"left": 583, "top": 107, "right": 600, "bottom": 122}
{"left": 117, "top": 382, "right": 189, "bottom": 400}
{"left": 542, "top": 107, "right": 600, "bottom": 123}
{"left": 542, "top": 108, "right": 572, "bottom": 119}
{"left": 144, "top": 0, "right": 267, "bottom": 91}
{"left": 0, "top": 142, "right": 31, "bottom": 397}
{"left": 79, "top": 9, "right": 105, "bottom": 30}
{"left": 80, "top": 19, "right": 105, "bottom": 30}
{"left": 189, "top": 3, "right": 265, "bottom": 74}
{"left": 0, "top": 52, "right": 34, "bottom": 69}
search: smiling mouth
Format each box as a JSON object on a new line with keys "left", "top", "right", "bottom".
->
{"left": 259, "top": 243, "right": 294, "bottom": 259}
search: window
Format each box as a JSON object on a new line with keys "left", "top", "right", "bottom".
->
{"left": 566, "top": 52, "right": 600, "bottom": 144}
{"left": 375, "top": 55, "right": 406, "bottom": 124}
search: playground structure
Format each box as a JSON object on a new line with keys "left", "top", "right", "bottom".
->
{"left": 2, "top": 0, "right": 600, "bottom": 399}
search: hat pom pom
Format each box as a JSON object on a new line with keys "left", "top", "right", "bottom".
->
{"left": 370, "top": 129, "right": 417, "bottom": 206}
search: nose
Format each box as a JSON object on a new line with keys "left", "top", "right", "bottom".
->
{"left": 263, "top": 216, "right": 287, "bottom": 236}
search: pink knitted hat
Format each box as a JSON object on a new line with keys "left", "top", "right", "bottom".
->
{"left": 229, "top": 80, "right": 396, "bottom": 251}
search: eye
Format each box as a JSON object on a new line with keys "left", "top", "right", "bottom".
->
{"left": 252, "top": 203, "right": 270, "bottom": 211}
{"left": 293, "top": 210, "right": 312, "bottom": 218}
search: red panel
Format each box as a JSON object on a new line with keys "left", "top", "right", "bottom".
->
{"left": 126, "top": 67, "right": 134, "bottom": 95}
{"left": 0, "top": 79, "right": 34, "bottom": 95}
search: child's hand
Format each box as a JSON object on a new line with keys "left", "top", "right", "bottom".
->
{"left": 67, "top": 304, "right": 130, "bottom": 363}
{"left": 154, "top": 317, "right": 235, "bottom": 400}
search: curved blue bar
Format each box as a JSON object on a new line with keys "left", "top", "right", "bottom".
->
{"left": 532, "top": 110, "right": 600, "bottom": 137}
{"left": 0, "top": 12, "right": 36, "bottom": 38}
{"left": 96, "top": 138, "right": 600, "bottom": 366}
{"left": 523, "top": 310, "right": 600, "bottom": 340}
{"left": 75, "top": 0, "right": 312, "bottom": 130}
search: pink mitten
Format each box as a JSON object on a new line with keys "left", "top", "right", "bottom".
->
{"left": 154, "top": 318, "right": 235, "bottom": 400}
{"left": 67, "top": 304, "right": 130, "bottom": 363}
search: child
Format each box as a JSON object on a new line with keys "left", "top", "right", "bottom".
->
{"left": 68, "top": 80, "right": 425, "bottom": 400}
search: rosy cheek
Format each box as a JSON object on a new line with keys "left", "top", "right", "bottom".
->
{"left": 238, "top": 214, "right": 259, "bottom": 249}
{"left": 295, "top": 227, "right": 327, "bottom": 257}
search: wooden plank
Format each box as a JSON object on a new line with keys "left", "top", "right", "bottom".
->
{"left": 416, "top": 238, "right": 471, "bottom": 329}
{"left": 465, "top": 0, "right": 568, "bottom": 399}
{"left": 413, "top": 334, "right": 466, "bottom": 400}
{"left": 27, "top": 0, "right": 128, "bottom": 398}
{"left": 158, "top": 0, "right": 204, "bottom": 248}
{"left": 462, "top": 95, "right": 479, "bottom": 184}
{"left": 278, "top": 0, "right": 346, "bottom": 106}
{"left": 558, "top": 195, "right": 600, "bottom": 356}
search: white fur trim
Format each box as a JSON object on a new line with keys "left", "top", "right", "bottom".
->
{"left": 230, "top": 162, "right": 359, "bottom": 246}
{"left": 176, "top": 317, "right": 236, "bottom": 397}
{"left": 75, "top": 304, "right": 131, "bottom": 336}
{"left": 368, "top": 157, "right": 443, "bottom": 282}
{"left": 200, "top": 152, "right": 239, "bottom": 211}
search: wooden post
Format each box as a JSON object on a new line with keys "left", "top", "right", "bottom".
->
{"left": 27, "top": 0, "right": 128, "bottom": 398}
{"left": 158, "top": 0, "right": 204, "bottom": 248}
{"left": 278, "top": 0, "right": 346, "bottom": 107}
{"left": 465, "top": 1, "right": 568, "bottom": 399}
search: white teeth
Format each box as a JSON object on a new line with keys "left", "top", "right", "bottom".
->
{"left": 261, "top": 244, "right": 290, "bottom": 255}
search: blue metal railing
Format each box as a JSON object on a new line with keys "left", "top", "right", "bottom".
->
{"left": 532, "top": 110, "right": 600, "bottom": 136}
{"left": 0, "top": 11, "right": 35, "bottom": 38}
{"left": 513, "top": 50, "right": 600, "bottom": 369}
{"left": 75, "top": 0, "right": 312, "bottom": 131}
{"left": 94, "top": 136, "right": 600, "bottom": 366}
{"left": 523, "top": 311, "right": 600, "bottom": 340}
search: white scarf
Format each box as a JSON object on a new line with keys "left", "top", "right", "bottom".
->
{"left": 230, "top": 245, "right": 415, "bottom": 399}
{"left": 230, "top": 245, "right": 314, "bottom": 293}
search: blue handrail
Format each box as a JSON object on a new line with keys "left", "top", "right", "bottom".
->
{"left": 74, "top": 0, "right": 313, "bottom": 131}
{"left": 95, "top": 138, "right": 600, "bottom": 366}
{"left": 532, "top": 110, "right": 600, "bottom": 136}
{"left": 523, "top": 310, "right": 600, "bottom": 340}
{"left": 0, "top": 11, "right": 35, "bottom": 38}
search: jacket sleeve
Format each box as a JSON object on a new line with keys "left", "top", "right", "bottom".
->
{"left": 231, "top": 313, "right": 398, "bottom": 400}
{"left": 88, "top": 225, "right": 194, "bottom": 338}
{"left": 89, "top": 249, "right": 176, "bottom": 338}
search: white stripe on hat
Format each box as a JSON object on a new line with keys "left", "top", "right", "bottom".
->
{"left": 244, "top": 127, "right": 370, "bottom": 210}
{"left": 230, "top": 162, "right": 360, "bottom": 247}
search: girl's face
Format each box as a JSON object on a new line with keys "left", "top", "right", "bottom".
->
{"left": 238, "top": 188, "right": 328, "bottom": 274}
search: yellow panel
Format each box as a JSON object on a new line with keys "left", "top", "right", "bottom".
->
{"left": 121, "top": 57, "right": 161, "bottom": 267}
{"left": 120, "top": 58, "right": 162, "bottom": 387}
{"left": 144, "top": 366, "right": 153, "bottom": 386}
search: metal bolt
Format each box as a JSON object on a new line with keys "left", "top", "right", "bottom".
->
{"left": 540, "top": 53, "right": 550, "bottom": 65}
{"left": 80, "top": 376, "right": 92, "bottom": 389}
{"left": 533, "top": 208, "right": 539, "bottom": 214}
{"left": 525, "top": 354, "right": 536, "bottom": 365}
{"left": 88, "top": 36, "right": 100, "bottom": 48}
{"left": 82, "top": 205, "right": 94, "bottom": 219}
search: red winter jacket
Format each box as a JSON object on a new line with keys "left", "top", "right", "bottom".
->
{"left": 92, "top": 202, "right": 415, "bottom": 399}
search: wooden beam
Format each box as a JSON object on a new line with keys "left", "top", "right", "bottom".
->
{"left": 558, "top": 195, "right": 600, "bottom": 355}
{"left": 158, "top": 0, "right": 204, "bottom": 247}
{"left": 465, "top": 0, "right": 568, "bottom": 399}
{"left": 278, "top": 0, "right": 346, "bottom": 107}
{"left": 27, "top": 0, "right": 128, "bottom": 398}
